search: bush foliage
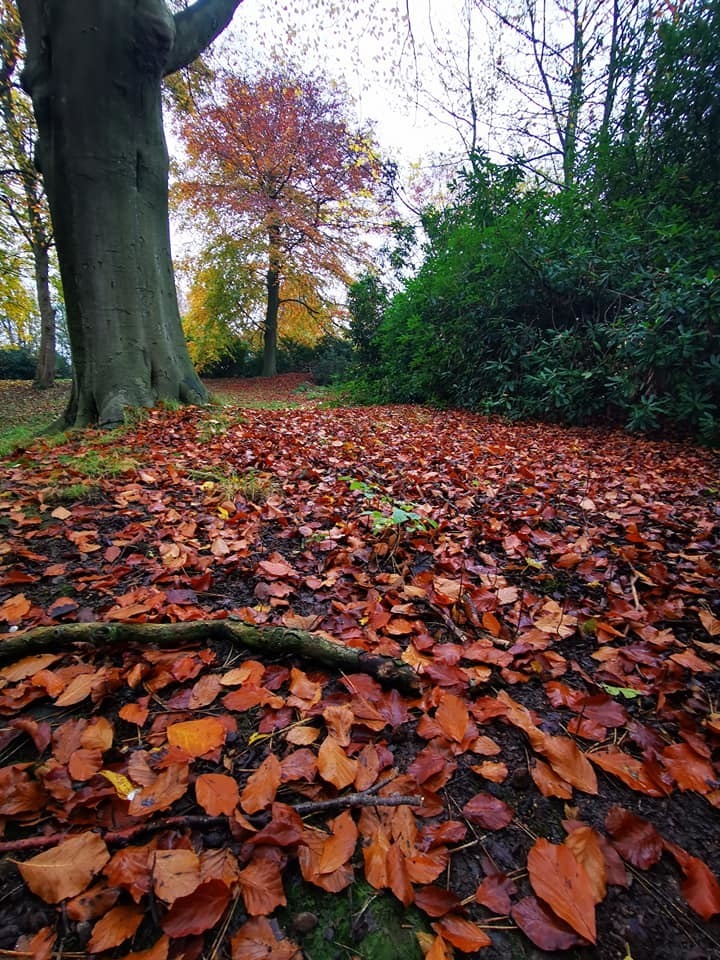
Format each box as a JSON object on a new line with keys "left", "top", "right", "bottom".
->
{"left": 347, "top": 0, "right": 719, "bottom": 443}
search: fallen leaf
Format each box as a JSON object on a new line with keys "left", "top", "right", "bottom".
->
{"left": 161, "top": 879, "right": 231, "bottom": 936}
{"left": 431, "top": 914, "right": 492, "bottom": 951}
{"left": 462, "top": 793, "right": 513, "bottom": 830}
{"left": 317, "top": 735, "right": 358, "bottom": 789}
{"left": 16, "top": 832, "right": 110, "bottom": 903}
{"left": 152, "top": 849, "right": 201, "bottom": 903}
{"left": 87, "top": 903, "right": 143, "bottom": 953}
{"left": 605, "top": 806, "right": 663, "bottom": 870}
{"left": 230, "top": 916, "right": 300, "bottom": 960}
{"left": 237, "top": 854, "right": 287, "bottom": 915}
{"left": 166, "top": 716, "right": 226, "bottom": 757}
{"left": 196, "top": 773, "right": 240, "bottom": 816}
{"left": 512, "top": 896, "right": 587, "bottom": 951}
{"left": 240, "top": 753, "right": 282, "bottom": 814}
{"left": 527, "top": 838, "right": 596, "bottom": 942}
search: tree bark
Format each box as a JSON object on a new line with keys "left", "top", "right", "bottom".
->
{"left": 31, "top": 234, "right": 56, "bottom": 387}
{"left": 16, "top": 0, "right": 243, "bottom": 427}
{"left": 0, "top": 619, "right": 422, "bottom": 694}
{"left": 262, "top": 225, "right": 281, "bottom": 377}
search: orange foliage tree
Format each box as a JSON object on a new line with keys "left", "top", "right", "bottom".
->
{"left": 176, "top": 69, "right": 391, "bottom": 376}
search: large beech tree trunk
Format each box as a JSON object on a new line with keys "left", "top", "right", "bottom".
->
{"left": 16, "top": 0, "right": 243, "bottom": 427}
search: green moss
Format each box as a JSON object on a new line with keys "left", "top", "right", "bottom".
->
{"left": 278, "top": 876, "right": 426, "bottom": 960}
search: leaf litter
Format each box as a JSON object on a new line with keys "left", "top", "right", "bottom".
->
{"left": 0, "top": 379, "right": 719, "bottom": 959}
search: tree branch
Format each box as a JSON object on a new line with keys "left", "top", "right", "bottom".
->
{"left": 0, "top": 619, "right": 422, "bottom": 694}
{"left": 165, "top": 0, "right": 245, "bottom": 76}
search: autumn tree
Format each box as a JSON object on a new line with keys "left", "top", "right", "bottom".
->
{"left": 176, "top": 69, "right": 388, "bottom": 377}
{"left": 0, "top": 0, "right": 57, "bottom": 386}
{"left": 14, "top": 0, "right": 243, "bottom": 427}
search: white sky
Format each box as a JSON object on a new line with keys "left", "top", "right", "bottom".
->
{"left": 213, "top": 0, "right": 496, "bottom": 177}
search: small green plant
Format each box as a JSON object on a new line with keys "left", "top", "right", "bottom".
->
{"left": 342, "top": 477, "right": 437, "bottom": 535}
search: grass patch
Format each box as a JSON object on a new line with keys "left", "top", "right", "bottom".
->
{"left": 45, "top": 481, "right": 103, "bottom": 504}
{"left": 57, "top": 448, "right": 138, "bottom": 479}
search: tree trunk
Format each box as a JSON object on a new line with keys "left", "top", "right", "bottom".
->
{"left": 262, "top": 227, "right": 281, "bottom": 377}
{"left": 17, "top": 0, "right": 242, "bottom": 427}
{"left": 31, "top": 238, "right": 56, "bottom": 388}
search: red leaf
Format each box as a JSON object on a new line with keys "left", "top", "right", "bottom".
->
{"left": 161, "top": 880, "right": 231, "bottom": 936}
{"left": 414, "top": 885, "right": 462, "bottom": 917}
{"left": 605, "top": 806, "right": 663, "bottom": 870}
{"left": 512, "top": 896, "right": 587, "bottom": 951}
{"left": 663, "top": 841, "right": 720, "bottom": 920}
{"left": 462, "top": 793, "right": 513, "bottom": 830}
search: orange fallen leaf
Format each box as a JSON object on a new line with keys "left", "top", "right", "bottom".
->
{"left": 431, "top": 914, "right": 492, "bottom": 951}
{"left": 237, "top": 854, "right": 287, "bottom": 915}
{"left": 166, "top": 716, "right": 226, "bottom": 757}
{"left": 152, "top": 849, "right": 201, "bottom": 904}
{"left": 16, "top": 832, "right": 110, "bottom": 903}
{"left": 87, "top": 903, "right": 143, "bottom": 953}
{"left": 240, "top": 753, "right": 282, "bottom": 814}
{"left": 196, "top": 772, "right": 240, "bottom": 816}
{"left": 527, "top": 837, "right": 596, "bottom": 943}
{"left": 317, "top": 735, "right": 358, "bottom": 789}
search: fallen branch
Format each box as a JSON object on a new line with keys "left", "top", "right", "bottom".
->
{"left": 0, "top": 792, "right": 421, "bottom": 855}
{"left": 0, "top": 619, "right": 421, "bottom": 693}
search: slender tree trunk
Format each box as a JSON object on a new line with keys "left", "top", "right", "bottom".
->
{"left": 17, "top": 0, "right": 243, "bottom": 427}
{"left": 31, "top": 238, "right": 56, "bottom": 388}
{"left": 262, "top": 227, "right": 281, "bottom": 377}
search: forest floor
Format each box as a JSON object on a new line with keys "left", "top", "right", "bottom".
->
{"left": 0, "top": 376, "right": 719, "bottom": 960}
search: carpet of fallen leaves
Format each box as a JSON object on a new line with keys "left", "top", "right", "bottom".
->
{"left": 0, "top": 380, "right": 71, "bottom": 433}
{"left": 0, "top": 378, "right": 719, "bottom": 960}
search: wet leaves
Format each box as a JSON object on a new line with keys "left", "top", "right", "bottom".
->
{"left": 0, "top": 386, "right": 719, "bottom": 956}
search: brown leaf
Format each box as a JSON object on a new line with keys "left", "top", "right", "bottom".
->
{"left": 17, "top": 832, "right": 110, "bottom": 903}
{"left": 230, "top": 916, "right": 300, "bottom": 960}
{"left": 152, "top": 849, "right": 201, "bottom": 904}
{"left": 317, "top": 735, "right": 358, "bottom": 789}
{"left": 563, "top": 827, "right": 607, "bottom": 904}
{"left": 161, "top": 880, "right": 231, "bottom": 936}
{"left": 664, "top": 842, "right": 720, "bottom": 920}
{"left": 527, "top": 838, "right": 596, "bottom": 943}
{"left": 237, "top": 854, "right": 287, "bottom": 915}
{"left": 431, "top": 915, "right": 492, "bottom": 951}
{"left": 240, "top": 753, "right": 282, "bottom": 814}
{"left": 435, "top": 692, "right": 470, "bottom": 743}
{"left": 414, "top": 885, "right": 462, "bottom": 917}
{"left": 87, "top": 903, "right": 143, "bottom": 953}
{"left": 116, "top": 936, "right": 169, "bottom": 960}
{"left": 589, "top": 749, "right": 665, "bottom": 797}
{"left": 127, "top": 763, "right": 189, "bottom": 816}
{"left": 196, "top": 773, "right": 240, "bottom": 816}
{"left": 318, "top": 810, "right": 358, "bottom": 875}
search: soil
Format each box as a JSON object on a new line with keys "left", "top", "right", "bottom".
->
{"left": 0, "top": 377, "right": 719, "bottom": 960}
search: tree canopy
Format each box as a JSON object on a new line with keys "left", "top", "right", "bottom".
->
{"left": 176, "top": 68, "right": 389, "bottom": 375}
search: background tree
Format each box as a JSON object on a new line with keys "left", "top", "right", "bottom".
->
{"left": 0, "top": 0, "right": 57, "bottom": 386}
{"left": 176, "top": 68, "right": 388, "bottom": 376}
{"left": 14, "top": 0, "right": 243, "bottom": 427}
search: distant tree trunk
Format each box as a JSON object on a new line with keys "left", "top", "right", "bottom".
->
{"left": 17, "top": 0, "right": 242, "bottom": 427}
{"left": 31, "top": 237, "right": 56, "bottom": 388}
{"left": 262, "top": 226, "right": 281, "bottom": 377}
